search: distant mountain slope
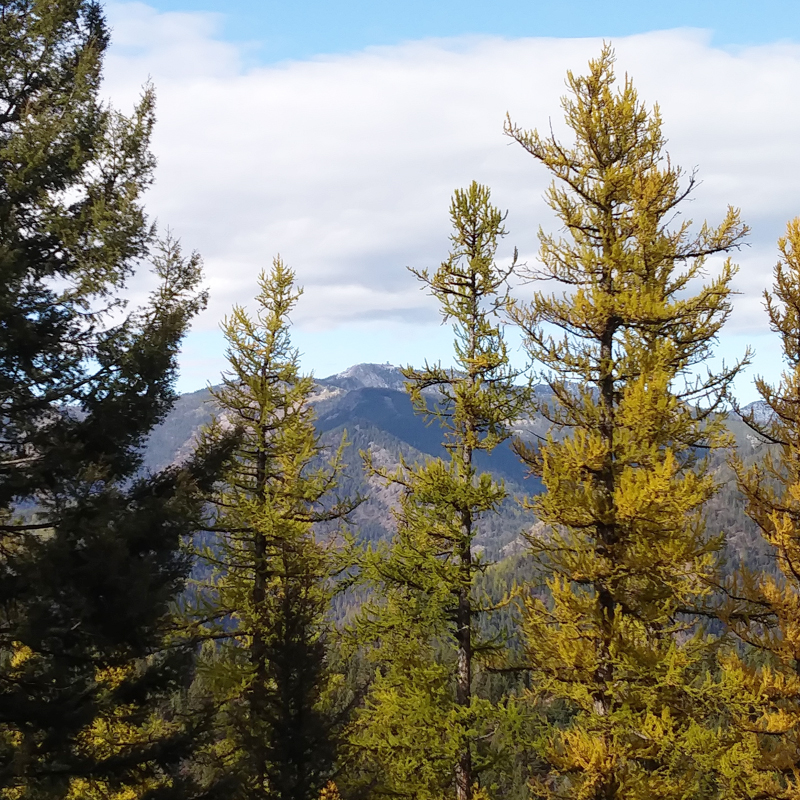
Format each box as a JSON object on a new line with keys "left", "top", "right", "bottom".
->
{"left": 141, "top": 386, "right": 216, "bottom": 473}
{"left": 141, "top": 364, "right": 773, "bottom": 569}
{"left": 144, "top": 364, "right": 536, "bottom": 483}
{"left": 140, "top": 364, "right": 541, "bottom": 555}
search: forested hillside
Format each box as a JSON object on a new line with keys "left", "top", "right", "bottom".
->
{"left": 141, "top": 362, "right": 766, "bottom": 566}
{"left": 143, "top": 363, "right": 537, "bottom": 555}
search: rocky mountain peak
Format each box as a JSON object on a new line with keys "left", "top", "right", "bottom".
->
{"left": 740, "top": 400, "right": 773, "bottom": 425}
{"left": 318, "top": 362, "right": 406, "bottom": 392}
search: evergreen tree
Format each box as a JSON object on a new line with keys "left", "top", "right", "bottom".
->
{"left": 504, "top": 47, "right": 748, "bottom": 800}
{"left": 0, "top": 3, "right": 226, "bottom": 796}
{"left": 716, "top": 217, "right": 800, "bottom": 799}
{"left": 348, "top": 182, "right": 527, "bottom": 800}
{"left": 193, "top": 259, "right": 354, "bottom": 800}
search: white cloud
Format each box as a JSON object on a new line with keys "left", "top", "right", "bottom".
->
{"left": 102, "top": 5, "right": 800, "bottom": 396}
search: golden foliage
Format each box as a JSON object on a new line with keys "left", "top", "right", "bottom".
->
{"left": 506, "top": 45, "right": 747, "bottom": 799}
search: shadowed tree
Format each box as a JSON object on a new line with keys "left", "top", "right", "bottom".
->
{"left": 0, "top": 2, "right": 229, "bottom": 797}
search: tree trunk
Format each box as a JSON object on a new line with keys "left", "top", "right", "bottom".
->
{"left": 251, "top": 420, "right": 269, "bottom": 796}
{"left": 455, "top": 416, "right": 474, "bottom": 800}
{"left": 594, "top": 257, "right": 618, "bottom": 798}
{"left": 455, "top": 527, "right": 473, "bottom": 800}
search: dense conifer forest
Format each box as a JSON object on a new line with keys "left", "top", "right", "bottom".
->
{"left": 3, "top": 3, "right": 800, "bottom": 800}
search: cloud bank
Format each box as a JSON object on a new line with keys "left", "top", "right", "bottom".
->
{"left": 103, "top": 3, "right": 800, "bottom": 395}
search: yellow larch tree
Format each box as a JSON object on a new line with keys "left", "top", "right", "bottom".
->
{"left": 718, "top": 218, "right": 800, "bottom": 800}
{"left": 505, "top": 46, "right": 749, "bottom": 800}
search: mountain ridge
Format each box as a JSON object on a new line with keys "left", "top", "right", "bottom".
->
{"left": 144, "top": 363, "right": 770, "bottom": 565}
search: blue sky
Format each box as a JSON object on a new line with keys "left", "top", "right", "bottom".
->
{"left": 140, "top": 1, "right": 800, "bottom": 59}
{"left": 103, "top": 2, "right": 800, "bottom": 400}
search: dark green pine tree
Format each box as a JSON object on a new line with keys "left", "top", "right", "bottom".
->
{"left": 0, "top": 3, "right": 229, "bottom": 797}
{"left": 347, "top": 182, "right": 528, "bottom": 800}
